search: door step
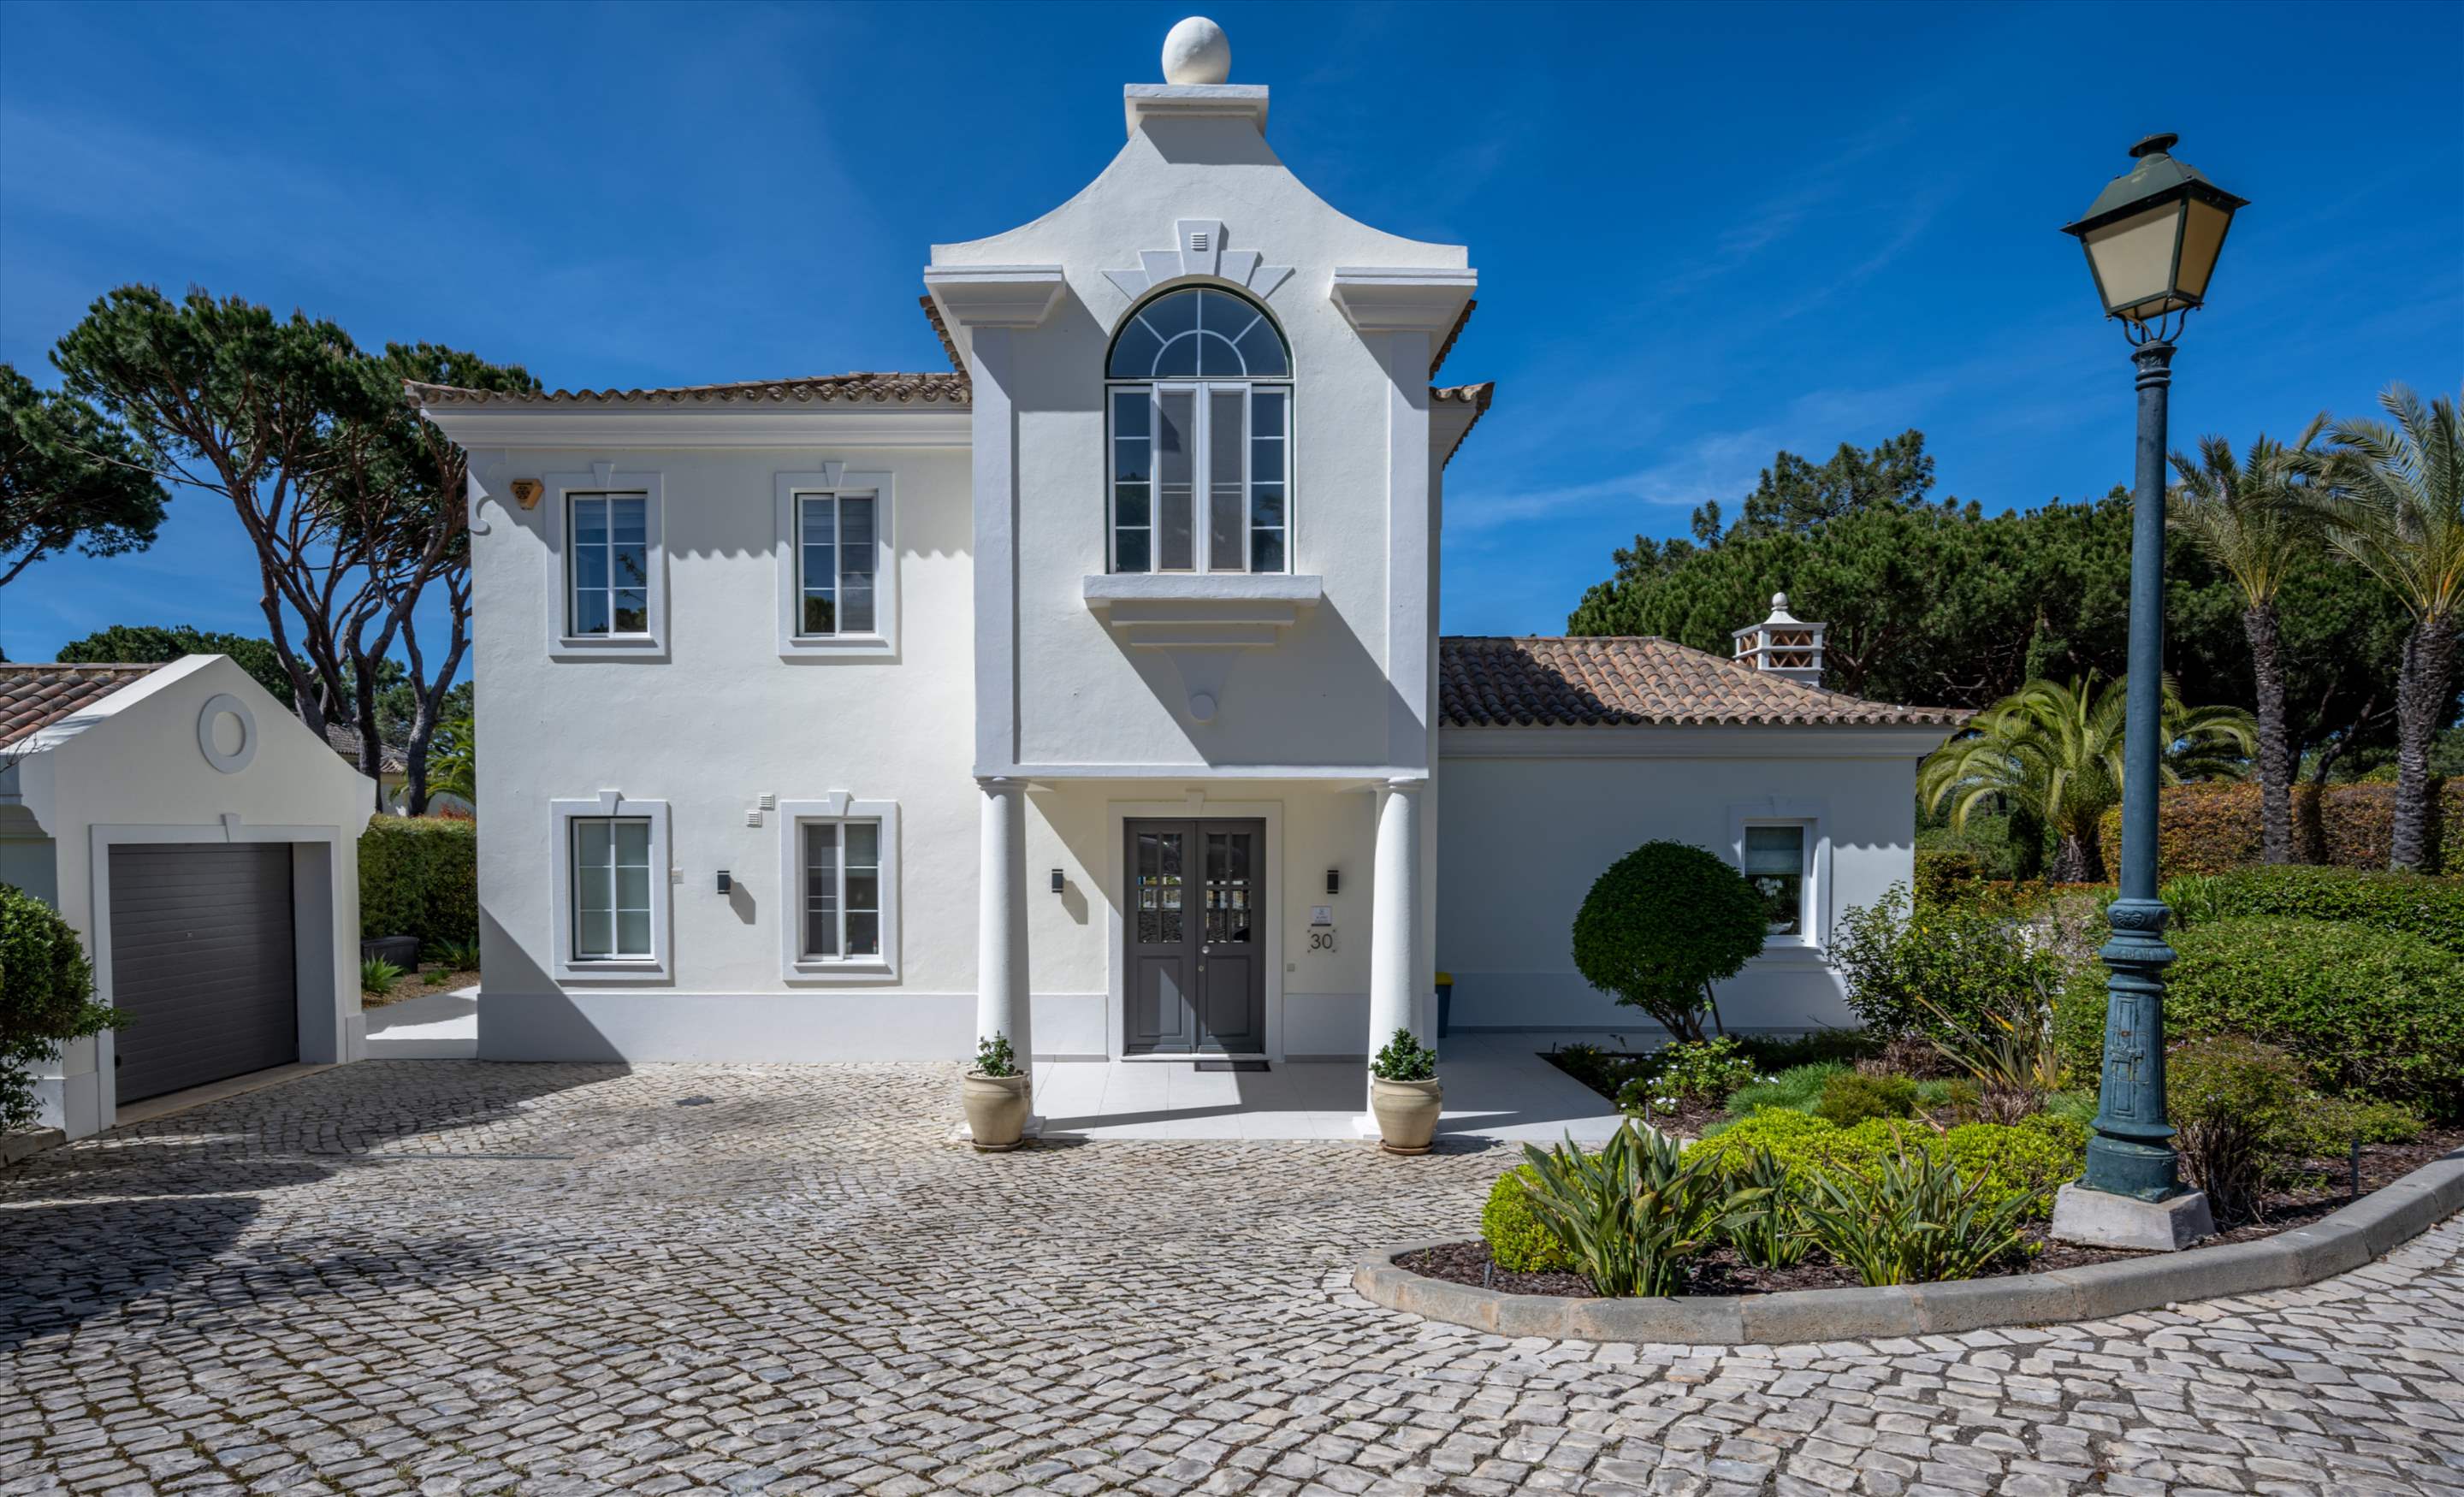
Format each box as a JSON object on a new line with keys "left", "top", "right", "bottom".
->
{"left": 1194, "top": 1060, "right": 1270, "bottom": 1073}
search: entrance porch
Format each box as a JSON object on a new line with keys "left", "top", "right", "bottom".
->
{"left": 1029, "top": 1033, "right": 1623, "bottom": 1143}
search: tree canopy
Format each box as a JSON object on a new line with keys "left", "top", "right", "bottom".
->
{"left": 56, "top": 624, "right": 297, "bottom": 707}
{"left": 0, "top": 364, "right": 168, "bottom": 589}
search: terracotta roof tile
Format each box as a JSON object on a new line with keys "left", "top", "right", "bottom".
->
{"left": 1436, "top": 636, "right": 1964, "bottom": 728}
{"left": 0, "top": 663, "right": 169, "bottom": 745}
{"left": 406, "top": 372, "right": 972, "bottom": 408}
{"left": 1430, "top": 299, "right": 1475, "bottom": 378}
{"left": 920, "top": 295, "right": 966, "bottom": 374}
{"left": 1432, "top": 382, "right": 1494, "bottom": 466}
{"left": 324, "top": 723, "right": 408, "bottom": 774}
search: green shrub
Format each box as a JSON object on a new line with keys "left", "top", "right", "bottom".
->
{"left": 1481, "top": 1165, "right": 1575, "bottom": 1273}
{"left": 974, "top": 1033, "right": 1020, "bottom": 1079}
{"left": 2096, "top": 778, "right": 2464, "bottom": 875}
{"left": 2165, "top": 1035, "right": 2313, "bottom": 1222}
{"left": 1571, "top": 841, "right": 1770, "bottom": 1043}
{"left": 1370, "top": 1027, "right": 1436, "bottom": 1081}
{"left": 359, "top": 819, "right": 477, "bottom": 950}
{"left": 1654, "top": 1038, "right": 1757, "bottom": 1104}
{"left": 1518, "top": 1121, "right": 1724, "bottom": 1297}
{"left": 1814, "top": 1071, "right": 1917, "bottom": 1127}
{"left": 1799, "top": 1142, "right": 2044, "bottom": 1286}
{"left": 2057, "top": 916, "right": 2464, "bottom": 1115}
{"left": 1725, "top": 1062, "right": 1848, "bottom": 1117}
{"left": 1827, "top": 884, "right": 2067, "bottom": 1044}
{"left": 428, "top": 937, "right": 483, "bottom": 973}
{"left": 1693, "top": 1109, "right": 2082, "bottom": 1220}
{"left": 1735, "top": 1028, "right": 1881, "bottom": 1071}
{"left": 1719, "top": 1147, "right": 1813, "bottom": 1269}
{"left": 1, "top": 884, "right": 125, "bottom": 1131}
{"left": 2183, "top": 866, "right": 2464, "bottom": 956}
{"left": 360, "top": 957, "right": 405, "bottom": 997}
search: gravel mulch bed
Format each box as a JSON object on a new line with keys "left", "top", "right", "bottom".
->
{"left": 1401, "top": 1124, "right": 2463, "bottom": 1299}
{"left": 364, "top": 966, "right": 478, "bottom": 1009}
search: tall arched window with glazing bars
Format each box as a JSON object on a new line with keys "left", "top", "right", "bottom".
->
{"left": 1105, "top": 287, "right": 1291, "bottom": 573}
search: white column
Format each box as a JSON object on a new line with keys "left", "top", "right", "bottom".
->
{"left": 1368, "top": 778, "right": 1424, "bottom": 1091}
{"left": 976, "top": 776, "right": 1032, "bottom": 1067}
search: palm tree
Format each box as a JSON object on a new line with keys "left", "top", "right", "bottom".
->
{"left": 2312, "top": 386, "right": 2462, "bottom": 873}
{"left": 1919, "top": 673, "right": 2256, "bottom": 883}
{"left": 2169, "top": 417, "right": 2326, "bottom": 865}
{"left": 429, "top": 712, "right": 476, "bottom": 806}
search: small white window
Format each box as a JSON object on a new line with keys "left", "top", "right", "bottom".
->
{"left": 550, "top": 793, "right": 671, "bottom": 980}
{"left": 778, "top": 797, "right": 900, "bottom": 980}
{"left": 796, "top": 492, "right": 879, "bottom": 636}
{"left": 546, "top": 469, "right": 666, "bottom": 660}
{"left": 572, "top": 817, "right": 653, "bottom": 958}
{"left": 567, "top": 494, "right": 651, "bottom": 637}
{"left": 775, "top": 470, "right": 897, "bottom": 657}
{"left": 1744, "top": 825, "right": 1809, "bottom": 938}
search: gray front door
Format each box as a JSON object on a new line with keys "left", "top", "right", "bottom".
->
{"left": 1124, "top": 819, "right": 1265, "bottom": 1054}
{"left": 107, "top": 843, "right": 299, "bottom": 1104}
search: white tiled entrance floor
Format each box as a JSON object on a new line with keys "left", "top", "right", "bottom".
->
{"left": 1031, "top": 1033, "right": 1624, "bottom": 1143}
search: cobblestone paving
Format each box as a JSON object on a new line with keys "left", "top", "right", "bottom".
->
{"left": 3, "top": 1062, "right": 2460, "bottom": 1496}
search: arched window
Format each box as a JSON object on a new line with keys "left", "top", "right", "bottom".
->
{"left": 1106, "top": 287, "right": 1291, "bottom": 573}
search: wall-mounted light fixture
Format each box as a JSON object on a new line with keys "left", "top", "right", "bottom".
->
{"left": 716, "top": 869, "right": 732, "bottom": 894}
{"left": 1325, "top": 868, "right": 1341, "bottom": 896}
{"left": 510, "top": 479, "right": 544, "bottom": 509}
{"left": 1050, "top": 867, "right": 1065, "bottom": 895}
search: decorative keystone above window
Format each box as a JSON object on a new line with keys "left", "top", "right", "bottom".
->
{"left": 1083, "top": 573, "right": 1323, "bottom": 724}
{"left": 1105, "top": 220, "right": 1294, "bottom": 305}
{"left": 1328, "top": 266, "right": 1478, "bottom": 334}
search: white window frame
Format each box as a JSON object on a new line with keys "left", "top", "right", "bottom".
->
{"left": 1727, "top": 798, "right": 1830, "bottom": 953}
{"left": 550, "top": 792, "right": 672, "bottom": 981}
{"left": 775, "top": 467, "right": 897, "bottom": 657}
{"left": 776, "top": 796, "right": 900, "bottom": 981}
{"left": 545, "top": 465, "right": 666, "bottom": 660}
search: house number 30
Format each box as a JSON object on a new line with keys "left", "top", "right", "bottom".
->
{"left": 1309, "top": 928, "right": 1337, "bottom": 953}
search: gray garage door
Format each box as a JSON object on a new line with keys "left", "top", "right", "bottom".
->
{"left": 108, "top": 843, "right": 298, "bottom": 1104}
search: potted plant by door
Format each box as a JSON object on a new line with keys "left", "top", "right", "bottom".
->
{"left": 962, "top": 1033, "right": 1031, "bottom": 1151}
{"left": 1368, "top": 1027, "right": 1442, "bottom": 1154}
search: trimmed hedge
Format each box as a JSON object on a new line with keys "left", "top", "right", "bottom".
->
{"left": 2183, "top": 866, "right": 2464, "bottom": 957}
{"left": 2095, "top": 779, "right": 2463, "bottom": 875}
{"left": 1691, "top": 1109, "right": 2085, "bottom": 1217}
{"left": 359, "top": 819, "right": 477, "bottom": 956}
{"left": 2, "top": 883, "right": 121, "bottom": 1132}
{"left": 1480, "top": 1164, "right": 1574, "bottom": 1272}
{"left": 2055, "top": 915, "right": 2464, "bottom": 1115}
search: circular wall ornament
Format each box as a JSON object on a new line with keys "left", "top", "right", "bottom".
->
{"left": 1188, "top": 691, "right": 1218, "bottom": 724}
{"left": 197, "top": 693, "right": 258, "bottom": 774}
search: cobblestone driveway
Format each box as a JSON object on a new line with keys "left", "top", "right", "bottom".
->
{"left": 3, "top": 1062, "right": 2459, "bottom": 1496}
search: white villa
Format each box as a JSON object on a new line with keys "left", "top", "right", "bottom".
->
{"left": 412, "top": 22, "right": 1960, "bottom": 1074}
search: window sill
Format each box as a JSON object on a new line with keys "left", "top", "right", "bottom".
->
{"left": 1083, "top": 573, "right": 1323, "bottom": 609}
{"left": 779, "top": 632, "right": 894, "bottom": 659}
{"left": 784, "top": 958, "right": 897, "bottom": 984}
{"left": 556, "top": 958, "right": 671, "bottom": 984}
{"left": 552, "top": 634, "right": 666, "bottom": 661}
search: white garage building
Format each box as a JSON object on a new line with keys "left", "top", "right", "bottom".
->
{"left": 1, "top": 656, "right": 374, "bottom": 1139}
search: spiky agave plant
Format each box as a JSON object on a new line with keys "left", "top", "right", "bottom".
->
{"left": 1516, "top": 1120, "right": 1728, "bottom": 1297}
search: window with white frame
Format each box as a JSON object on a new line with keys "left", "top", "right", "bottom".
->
{"left": 777, "top": 798, "right": 899, "bottom": 979}
{"left": 572, "top": 816, "right": 654, "bottom": 959}
{"left": 794, "top": 490, "right": 879, "bottom": 636}
{"left": 1106, "top": 287, "right": 1290, "bottom": 574}
{"left": 566, "top": 494, "right": 651, "bottom": 636}
{"left": 1743, "top": 824, "right": 1810, "bottom": 938}
{"left": 801, "top": 819, "right": 882, "bottom": 960}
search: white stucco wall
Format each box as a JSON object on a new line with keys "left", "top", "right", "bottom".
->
{"left": 6, "top": 655, "right": 374, "bottom": 1137}
{"left": 464, "top": 443, "right": 992, "bottom": 1061}
{"left": 1436, "top": 728, "right": 1939, "bottom": 1038}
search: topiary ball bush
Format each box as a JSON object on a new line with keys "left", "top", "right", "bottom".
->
{"left": 1481, "top": 1164, "right": 1574, "bottom": 1273}
{"left": 1571, "top": 840, "right": 1769, "bottom": 1042}
{"left": 2056, "top": 915, "right": 2464, "bottom": 1116}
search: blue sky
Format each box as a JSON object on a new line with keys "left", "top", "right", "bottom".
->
{"left": 3, "top": 0, "right": 2458, "bottom": 664}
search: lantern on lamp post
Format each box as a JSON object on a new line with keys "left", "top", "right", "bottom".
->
{"left": 2048, "top": 134, "right": 2246, "bottom": 1250}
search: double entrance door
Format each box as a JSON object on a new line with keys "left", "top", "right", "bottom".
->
{"left": 1124, "top": 819, "right": 1266, "bottom": 1055}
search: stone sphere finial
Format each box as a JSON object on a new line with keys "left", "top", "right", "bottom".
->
{"left": 1771, "top": 591, "right": 1789, "bottom": 611}
{"left": 1162, "top": 16, "right": 1230, "bottom": 85}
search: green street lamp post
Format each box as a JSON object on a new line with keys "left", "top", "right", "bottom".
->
{"left": 2053, "top": 134, "right": 2247, "bottom": 1241}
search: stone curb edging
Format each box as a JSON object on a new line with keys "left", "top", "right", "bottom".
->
{"left": 1, "top": 1127, "right": 67, "bottom": 1168}
{"left": 1353, "top": 1150, "right": 2464, "bottom": 1345}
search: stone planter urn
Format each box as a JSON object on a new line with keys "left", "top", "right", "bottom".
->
{"left": 962, "top": 1072, "right": 1032, "bottom": 1151}
{"left": 1370, "top": 1076, "right": 1442, "bottom": 1154}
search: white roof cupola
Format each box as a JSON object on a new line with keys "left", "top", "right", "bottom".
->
{"left": 1732, "top": 592, "right": 1827, "bottom": 688}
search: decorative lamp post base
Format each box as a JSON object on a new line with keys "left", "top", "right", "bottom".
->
{"left": 2051, "top": 1181, "right": 2215, "bottom": 1252}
